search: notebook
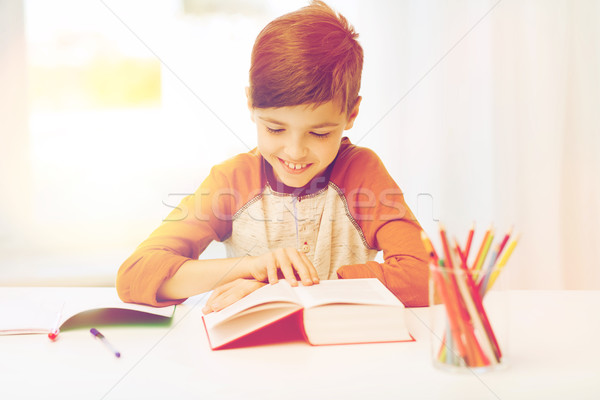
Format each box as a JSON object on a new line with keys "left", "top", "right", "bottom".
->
{"left": 0, "top": 287, "right": 175, "bottom": 335}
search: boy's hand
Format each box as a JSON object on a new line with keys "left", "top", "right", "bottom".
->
{"left": 202, "top": 279, "right": 266, "bottom": 314}
{"left": 249, "top": 248, "right": 320, "bottom": 287}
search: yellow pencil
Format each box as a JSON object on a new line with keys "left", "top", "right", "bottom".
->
{"left": 473, "top": 228, "right": 494, "bottom": 280}
{"left": 487, "top": 234, "right": 520, "bottom": 290}
{"left": 421, "top": 230, "right": 439, "bottom": 264}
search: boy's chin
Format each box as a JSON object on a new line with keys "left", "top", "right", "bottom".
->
{"left": 278, "top": 175, "right": 313, "bottom": 188}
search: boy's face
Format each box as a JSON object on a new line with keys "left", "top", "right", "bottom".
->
{"left": 249, "top": 97, "right": 361, "bottom": 188}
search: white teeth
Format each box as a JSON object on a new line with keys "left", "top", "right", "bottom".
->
{"left": 283, "top": 160, "right": 308, "bottom": 170}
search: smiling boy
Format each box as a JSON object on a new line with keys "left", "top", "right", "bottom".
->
{"left": 117, "top": 1, "right": 428, "bottom": 311}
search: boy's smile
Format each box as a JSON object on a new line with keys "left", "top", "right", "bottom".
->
{"left": 249, "top": 98, "right": 360, "bottom": 188}
{"left": 278, "top": 158, "right": 311, "bottom": 174}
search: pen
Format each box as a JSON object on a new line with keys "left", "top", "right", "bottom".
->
{"left": 90, "top": 328, "right": 121, "bottom": 358}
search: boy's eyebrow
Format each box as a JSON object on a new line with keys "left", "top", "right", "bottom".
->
{"left": 258, "top": 117, "right": 340, "bottom": 129}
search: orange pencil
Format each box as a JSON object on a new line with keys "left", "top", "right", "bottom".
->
{"left": 431, "top": 266, "right": 469, "bottom": 362}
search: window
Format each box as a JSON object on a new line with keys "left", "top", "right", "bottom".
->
{"left": 1, "top": 0, "right": 308, "bottom": 284}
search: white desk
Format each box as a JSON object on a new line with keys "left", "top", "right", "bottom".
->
{"left": 1, "top": 289, "right": 598, "bottom": 400}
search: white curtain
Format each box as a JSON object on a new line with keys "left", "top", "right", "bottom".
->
{"left": 352, "top": 0, "right": 600, "bottom": 289}
{"left": 1, "top": 0, "right": 598, "bottom": 289}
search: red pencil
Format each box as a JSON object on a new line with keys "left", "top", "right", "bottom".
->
{"left": 494, "top": 226, "right": 513, "bottom": 264}
{"left": 439, "top": 224, "right": 454, "bottom": 270}
{"left": 454, "top": 237, "right": 467, "bottom": 266}
{"left": 439, "top": 225, "right": 484, "bottom": 365}
{"left": 454, "top": 240, "right": 502, "bottom": 362}
{"left": 463, "top": 223, "right": 475, "bottom": 263}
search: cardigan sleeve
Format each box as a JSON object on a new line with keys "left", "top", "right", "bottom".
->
{"left": 336, "top": 219, "right": 429, "bottom": 307}
{"left": 333, "top": 144, "right": 429, "bottom": 307}
{"left": 116, "top": 165, "right": 235, "bottom": 307}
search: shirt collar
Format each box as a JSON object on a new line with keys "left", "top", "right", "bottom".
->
{"left": 263, "top": 157, "right": 335, "bottom": 198}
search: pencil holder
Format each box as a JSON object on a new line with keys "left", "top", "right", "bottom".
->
{"left": 429, "top": 263, "right": 509, "bottom": 373}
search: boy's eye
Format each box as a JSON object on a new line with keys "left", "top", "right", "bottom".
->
{"left": 311, "top": 132, "right": 331, "bottom": 139}
{"left": 266, "top": 127, "right": 284, "bottom": 134}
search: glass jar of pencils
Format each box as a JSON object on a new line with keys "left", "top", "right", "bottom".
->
{"left": 428, "top": 261, "right": 509, "bottom": 373}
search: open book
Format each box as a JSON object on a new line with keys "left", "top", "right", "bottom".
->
{"left": 0, "top": 287, "right": 175, "bottom": 335}
{"left": 202, "top": 278, "right": 413, "bottom": 350}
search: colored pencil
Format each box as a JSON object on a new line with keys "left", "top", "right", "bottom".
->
{"left": 429, "top": 223, "right": 516, "bottom": 367}
{"left": 454, "top": 237, "right": 467, "bottom": 266}
{"left": 463, "top": 222, "right": 475, "bottom": 263}
{"left": 477, "top": 243, "right": 500, "bottom": 290}
{"left": 471, "top": 225, "right": 491, "bottom": 270}
{"left": 455, "top": 240, "right": 502, "bottom": 362}
{"left": 496, "top": 234, "right": 519, "bottom": 268}
{"left": 439, "top": 225, "right": 485, "bottom": 365}
{"left": 494, "top": 226, "right": 513, "bottom": 264}
{"left": 420, "top": 230, "right": 439, "bottom": 264}
{"left": 486, "top": 235, "right": 520, "bottom": 291}
{"left": 473, "top": 228, "right": 494, "bottom": 279}
{"left": 439, "top": 224, "right": 454, "bottom": 270}
{"left": 431, "top": 267, "right": 468, "bottom": 362}
{"left": 452, "top": 254, "right": 493, "bottom": 366}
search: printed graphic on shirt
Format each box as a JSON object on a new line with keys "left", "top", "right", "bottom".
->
{"left": 225, "top": 185, "right": 378, "bottom": 280}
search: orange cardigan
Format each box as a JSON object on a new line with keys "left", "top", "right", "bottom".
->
{"left": 117, "top": 138, "right": 428, "bottom": 307}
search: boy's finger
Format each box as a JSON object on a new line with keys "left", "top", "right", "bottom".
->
{"left": 288, "top": 251, "right": 314, "bottom": 285}
{"left": 214, "top": 284, "right": 254, "bottom": 311}
{"left": 274, "top": 249, "right": 298, "bottom": 286}
{"left": 209, "top": 287, "right": 239, "bottom": 312}
{"left": 280, "top": 262, "right": 298, "bottom": 286}
{"left": 281, "top": 264, "right": 298, "bottom": 286}
{"left": 266, "top": 256, "right": 278, "bottom": 284}
{"left": 204, "top": 285, "right": 223, "bottom": 308}
{"left": 204, "top": 280, "right": 237, "bottom": 313}
{"left": 300, "top": 251, "right": 320, "bottom": 283}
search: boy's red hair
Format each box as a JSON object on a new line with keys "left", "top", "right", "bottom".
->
{"left": 249, "top": 1, "right": 363, "bottom": 115}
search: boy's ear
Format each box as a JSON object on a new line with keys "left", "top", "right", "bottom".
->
{"left": 344, "top": 96, "right": 362, "bottom": 130}
{"left": 245, "top": 87, "right": 255, "bottom": 122}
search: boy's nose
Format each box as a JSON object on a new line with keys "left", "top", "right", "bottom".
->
{"left": 284, "top": 136, "right": 308, "bottom": 160}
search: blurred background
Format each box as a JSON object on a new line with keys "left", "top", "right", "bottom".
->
{"left": 1, "top": 0, "right": 598, "bottom": 289}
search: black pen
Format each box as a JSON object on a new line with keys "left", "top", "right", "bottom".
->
{"left": 90, "top": 328, "right": 121, "bottom": 358}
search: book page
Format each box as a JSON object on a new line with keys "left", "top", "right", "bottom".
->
{"left": 293, "top": 279, "right": 403, "bottom": 309}
{"left": 202, "top": 281, "right": 300, "bottom": 326}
